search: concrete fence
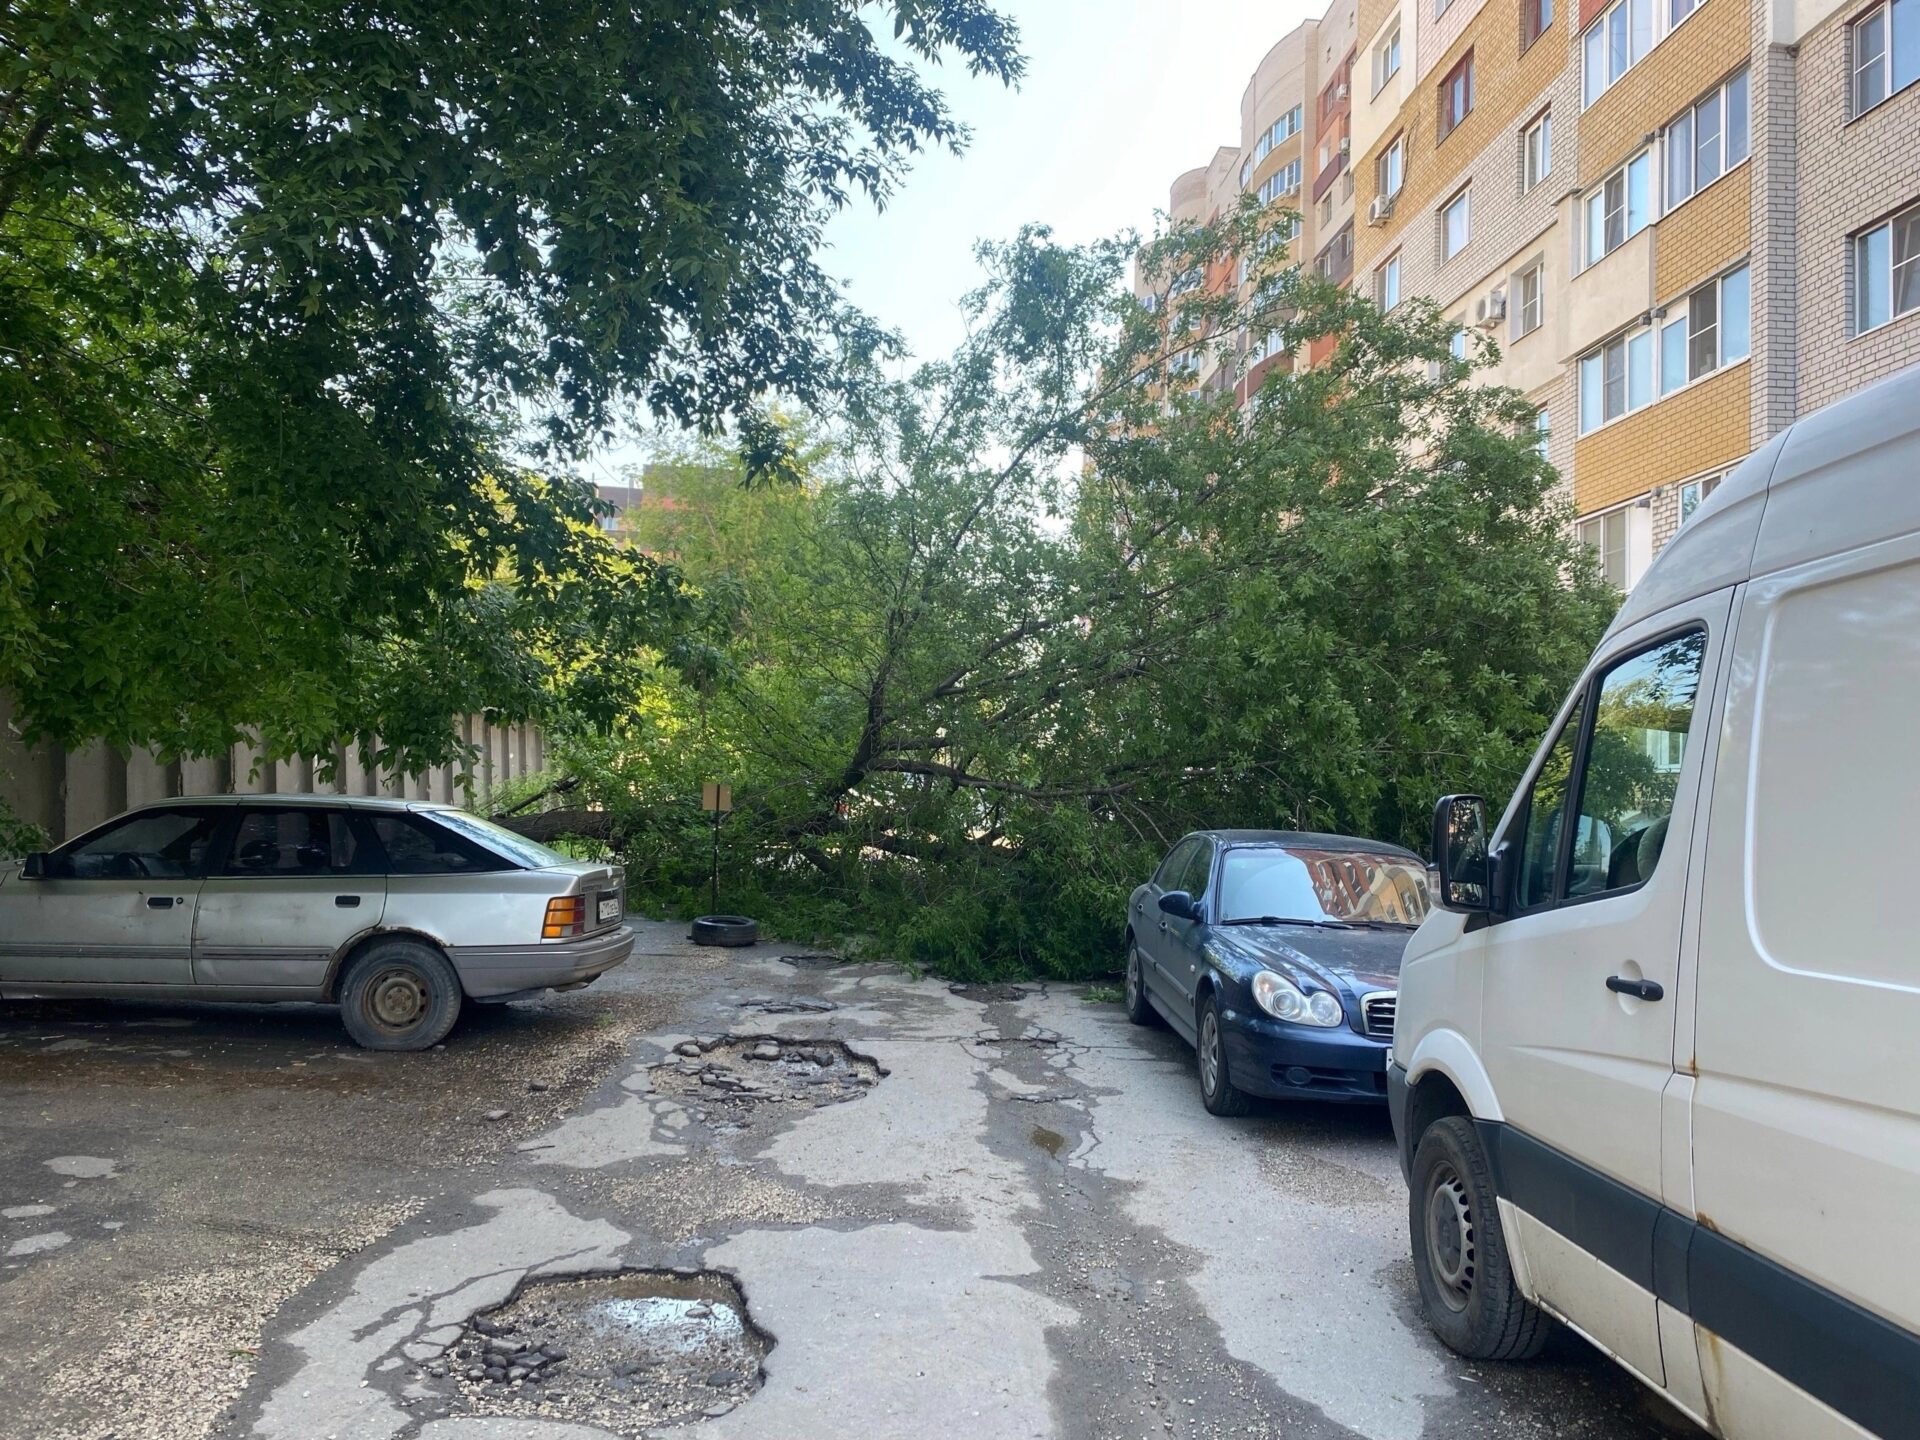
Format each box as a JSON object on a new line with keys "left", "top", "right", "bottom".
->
{"left": 0, "top": 693, "right": 545, "bottom": 846}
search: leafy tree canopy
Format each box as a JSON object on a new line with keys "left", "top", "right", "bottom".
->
{"left": 523, "top": 206, "right": 1618, "bottom": 978}
{"left": 0, "top": 0, "right": 1020, "bottom": 766}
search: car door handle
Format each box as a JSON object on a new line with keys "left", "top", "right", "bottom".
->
{"left": 146, "top": 896, "right": 175, "bottom": 910}
{"left": 1606, "top": 975, "right": 1664, "bottom": 1002}
{"left": 335, "top": 895, "right": 362, "bottom": 908}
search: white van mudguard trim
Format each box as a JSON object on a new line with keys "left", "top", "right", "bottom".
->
{"left": 1401, "top": 1027, "right": 1503, "bottom": 1122}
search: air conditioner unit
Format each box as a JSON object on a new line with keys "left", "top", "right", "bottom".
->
{"left": 1475, "top": 289, "right": 1508, "bottom": 328}
{"left": 1366, "top": 195, "right": 1394, "bottom": 226}
{"left": 1336, "top": 81, "right": 1350, "bottom": 101}
{"left": 1339, "top": 136, "right": 1351, "bottom": 157}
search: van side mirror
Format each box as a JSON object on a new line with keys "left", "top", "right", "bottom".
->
{"left": 1158, "top": 890, "right": 1200, "bottom": 921}
{"left": 20, "top": 852, "right": 48, "bottom": 879}
{"left": 1431, "top": 795, "right": 1494, "bottom": 914}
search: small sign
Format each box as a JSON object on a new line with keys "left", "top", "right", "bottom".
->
{"left": 701, "top": 782, "right": 734, "bottom": 814}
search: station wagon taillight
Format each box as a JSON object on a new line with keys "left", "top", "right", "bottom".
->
{"left": 543, "top": 896, "right": 586, "bottom": 939}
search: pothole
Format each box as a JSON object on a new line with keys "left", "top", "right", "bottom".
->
{"left": 777, "top": 953, "right": 845, "bottom": 969}
{"left": 740, "top": 995, "right": 837, "bottom": 1014}
{"left": 653, "top": 1035, "right": 886, "bottom": 1132}
{"left": 949, "top": 982, "right": 1031, "bottom": 1003}
{"left": 439, "top": 1269, "right": 771, "bottom": 1429}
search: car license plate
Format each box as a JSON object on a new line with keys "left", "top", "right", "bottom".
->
{"left": 598, "top": 896, "right": 621, "bottom": 924}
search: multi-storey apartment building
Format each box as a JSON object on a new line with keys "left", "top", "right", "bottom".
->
{"left": 1146, "top": 0, "right": 1920, "bottom": 591}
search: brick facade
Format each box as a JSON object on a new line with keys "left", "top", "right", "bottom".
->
{"left": 1142, "top": 0, "right": 1920, "bottom": 593}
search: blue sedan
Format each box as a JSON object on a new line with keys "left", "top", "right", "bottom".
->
{"left": 1124, "top": 830, "right": 1431, "bottom": 1114}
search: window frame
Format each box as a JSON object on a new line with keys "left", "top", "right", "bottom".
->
{"left": 1582, "top": 0, "right": 1673, "bottom": 108}
{"left": 1441, "top": 184, "right": 1472, "bottom": 261}
{"left": 1498, "top": 623, "right": 1709, "bottom": 918}
{"left": 1522, "top": 110, "right": 1553, "bottom": 192}
{"left": 1678, "top": 471, "right": 1724, "bottom": 523}
{"left": 217, "top": 806, "right": 376, "bottom": 879}
{"left": 1513, "top": 262, "right": 1545, "bottom": 337}
{"left": 46, "top": 805, "right": 234, "bottom": 882}
{"left": 1853, "top": 199, "right": 1920, "bottom": 335}
{"left": 1658, "top": 262, "right": 1752, "bottom": 394}
{"left": 1379, "top": 133, "right": 1406, "bottom": 199}
{"left": 1523, "top": 0, "right": 1557, "bottom": 50}
{"left": 1257, "top": 158, "right": 1304, "bottom": 205}
{"left": 1376, "top": 251, "right": 1403, "bottom": 309}
{"left": 1374, "top": 21, "right": 1404, "bottom": 94}
{"left": 1663, "top": 69, "right": 1750, "bottom": 214}
{"left": 1437, "top": 50, "right": 1477, "bottom": 142}
{"left": 1849, "top": 0, "right": 1918, "bottom": 118}
{"left": 1578, "top": 323, "right": 1655, "bottom": 433}
{"left": 1582, "top": 149, "right": 1651, "bottom": 268}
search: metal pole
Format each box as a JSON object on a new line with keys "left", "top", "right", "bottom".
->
{"left": 710, "top": 811, "right": 720, "bottom": 914}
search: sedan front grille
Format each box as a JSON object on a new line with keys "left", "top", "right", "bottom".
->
{"left": 1361, "top": 992, "right": 1396, "bottom": 1041}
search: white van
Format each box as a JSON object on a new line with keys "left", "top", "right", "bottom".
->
{"left": 1389, "top": 362, "right": 1920, "bottom": 1440}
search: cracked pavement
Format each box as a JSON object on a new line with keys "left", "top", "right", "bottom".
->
{"left": 0, "top": 922, "right": 1703, "bottom": 1440}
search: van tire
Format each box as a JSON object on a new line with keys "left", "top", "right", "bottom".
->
{"left": 338, "top": 939, "right": 463, "bottom": 1051}
{"left": 1410, "top": 1116, "right": 1551, "bottom": 1360}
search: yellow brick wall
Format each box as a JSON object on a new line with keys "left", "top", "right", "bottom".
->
{"left": 1577, "top": 0, "right": 1750, "bottom": 180}
{"left": 1653, "top": 164, "right": 1751, "bottom": 301}
{"left": 1354, "top": 0, "right": 1565, "bottom": 272}
{"left": 1573, "top": 363, "right": 1750, "bottom": 511}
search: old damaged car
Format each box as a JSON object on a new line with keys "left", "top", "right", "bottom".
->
{"left": 0, "top": 795, "right": 633, "bottom": 1050}
{"left": 1124, "top": 830, "right": 1430, "bottom": 1113}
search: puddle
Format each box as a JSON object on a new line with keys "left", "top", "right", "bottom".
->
{"left": 1029, "top": 1125, "right": 1066, "bottom": 1158}
{"left": 437, "top": 1269, "right": 770, "bottom": 1428}
{"left": 777, "top": 953, "right": 845, "bottom": 970}
{"left": 651, "top": 1035, "right": 885, "bottom": 1133}
{"left": 950, "top": 983, "right": 1031, "bottom": 1003}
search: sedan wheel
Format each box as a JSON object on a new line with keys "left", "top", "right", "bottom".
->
{"left": 1196, "top": 994, "right": 1252, "bottom": 1117}
{"left": 1123, "top": 943, "right": 1158, "bottom": 1026}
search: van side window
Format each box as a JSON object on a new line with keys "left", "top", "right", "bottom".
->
{"left": 1515, "top": 702, "right": 1582, "bottom": 911}
{"left": 1566, "top": 629, "right": 1705, "bottom": 898}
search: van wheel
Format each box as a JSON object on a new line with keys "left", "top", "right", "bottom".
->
{"left": 338, "top": 939, "right": 463, "bottom": 1051}
{"left": 1197, "top": 994, "right": 1253, "bottom": 1117}
{"left": 1409, "top": 1116, "right": 1550, "bottom": 1360}
{"left": 1123, "top": 940, "right": 1159, "bottom": 1027}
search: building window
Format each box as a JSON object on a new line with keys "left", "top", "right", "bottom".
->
{"left": 1514, "top": 263, "right": 1544, "bottom": 336}
{"left": 1442, "top": 186, "right": 1472, "bottom": 260}
{"left": 1855, "top": 200, "right": 1920, "bottom": 332}
{"left": 1258, "top": 160, "right": 1303, "bottom": 205}
{"left": 1577, "top": 505, "right": 1640, "bottom": 590}
{"left": 1679, "top": 471, "right": 1724, "bottom": 522}
{"left": 1665, "top": 70, "right": 1749, "bottom": 210}
{"left": 1524, "top": 0, "right": 1556, "bottom": 49}
{"left": 1851, "top": 0, "right": 1919, "bottom": 116}
{"left": 1522, "top": 111, "right": 1552, "bottom": 191}
{"left": 1379, "top": 135, "right": 1405, "bottom": 198}
{"left": 1438, "top": 51, "right": 1476, "bottom": 140}
{"left": 1374, "top": 23, "right": 1403, "bottom": 93}
{"left": 1578, "top": 325, "right": 1654, "bottom": 432}
{"left": 1583, "top": 151, "right": 1651, "bottom": 267}
{"left": 1449, "top": 326, "right": 1470, "bottom": 361}
{"left": 1534, "top": 408, "right": 1551, "bottom": 459}
{"left": 1660, "top": 264, "right": 1750, "bottom": 391}
{"left": 1376, "top": 253, "right": 1402, "bottom": 309}
{"left": 1583, "top": 0, "right": 1654, "bottom": 107}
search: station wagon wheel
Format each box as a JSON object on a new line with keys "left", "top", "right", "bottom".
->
{"left": 1409, "top": 1116, "right": 1550, "bottom": 1360}
{"left": 338, "top": 939, "right": 463, "bottom": 1052}
{"left": 1197, "top": 994, "right": 1252, "bottom": 1117}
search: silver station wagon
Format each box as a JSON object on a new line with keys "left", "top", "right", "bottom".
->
{"left": 0, "top": 795, "right": 633, "bottom": 1049}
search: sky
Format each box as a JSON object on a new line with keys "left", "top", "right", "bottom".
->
{"left": 821, "top": 0, "right": 1321, "bottom": 364}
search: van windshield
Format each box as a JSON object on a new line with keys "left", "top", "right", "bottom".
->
{"left": 1217, "top": 847, "right": 1431, "bottom": 927}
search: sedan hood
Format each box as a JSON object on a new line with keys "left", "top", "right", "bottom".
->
{"left": 1206, "top": 923, "right": 1411, "bottom": 994}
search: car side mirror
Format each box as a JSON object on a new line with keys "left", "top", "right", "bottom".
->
{"left": 1431, "top": 795, "right": 1495, "bottom": 914}
{"left": 1158, "top": 890, "right": 1200, "bottom": 921}
{"left": 19, "top": 852, "right": 48, "bottom": 879}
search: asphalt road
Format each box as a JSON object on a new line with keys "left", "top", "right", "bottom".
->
{"left": 0, "top": 921, "right": 1704, "bottom": 1440}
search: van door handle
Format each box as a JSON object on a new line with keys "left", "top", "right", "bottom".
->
{"left": 146, "top": 896, "right": 175, "bottom": 909}
{"left": 335, "top": 895, "right": 362, "bottom": 908}
{"left": 1606, "top": 975, "right": 1664, "bottom": 1002}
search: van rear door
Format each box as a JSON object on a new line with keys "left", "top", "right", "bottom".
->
{"left": 1688, "top": 537, "right": 1920, "bottom": 1439}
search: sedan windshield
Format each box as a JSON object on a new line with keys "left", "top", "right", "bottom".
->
{"left": 426, "top": 808, "right": 572, "bottom": 870}
{"left": 1218, "top": 847, "right": 1431, "bottom": 927}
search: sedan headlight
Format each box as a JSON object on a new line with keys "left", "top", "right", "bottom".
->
{"left": 1250, "top": 969, "right": 1345, "bottom": 1028}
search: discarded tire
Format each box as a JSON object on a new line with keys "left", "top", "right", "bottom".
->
{"left": 691, "top": 915, "right": 759, "bottom": 947}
